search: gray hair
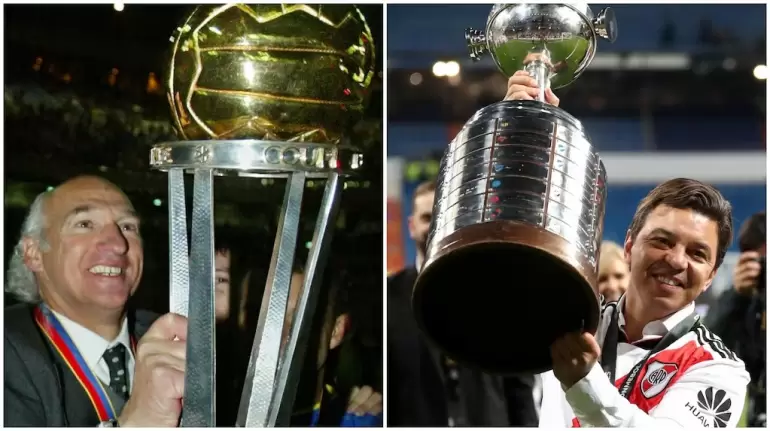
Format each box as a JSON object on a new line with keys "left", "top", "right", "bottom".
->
{"left": 6, "top": 192, "right": 50, "bottom": 303}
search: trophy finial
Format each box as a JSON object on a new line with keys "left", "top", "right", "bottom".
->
{"left": 593, "top": 7, "right": 618, "bottom": 43}
{"left": 465, "top": 27, "right": 488, "bottom": 61}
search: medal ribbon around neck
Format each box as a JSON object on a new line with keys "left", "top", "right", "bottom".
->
{"left": 34, "top": 303, "right": 136, "bottom": 421}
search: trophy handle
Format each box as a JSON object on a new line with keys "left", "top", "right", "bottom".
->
{"left": 593, "top": 7, "right": 618, "bottom": 43}
{"left": 465, "top": 27, "right": 488, "bottom": 61}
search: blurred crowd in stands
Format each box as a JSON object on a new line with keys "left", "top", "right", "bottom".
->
{"left": 5, "top": 82, "right": 383, "bottom": 176}
{"left": 5, "top": 83, "right": 173, "bottom": 172}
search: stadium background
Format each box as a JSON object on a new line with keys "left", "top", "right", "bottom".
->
{"left": 386, "top": 4, "right": 766, "bottom": 312}
{"left": 5, "top": 3, "right": 383, "bottom": 317}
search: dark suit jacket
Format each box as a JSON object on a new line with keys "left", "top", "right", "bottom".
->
{"left": 387, "top": 267, "right": 538, "bottom": 427}
{"left": 4, "top": 302, "right": 158, "bottom": 427}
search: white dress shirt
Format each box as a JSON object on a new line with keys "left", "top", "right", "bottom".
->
{"left": 51, "top": 310, "right": 136, "bottom": 395}
{"left": 539, "top": 297, "right": 750, "bottom": 428}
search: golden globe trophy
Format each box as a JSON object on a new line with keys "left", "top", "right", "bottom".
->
{"left": 150, "top": 4, "right": 375, "bottom": 427}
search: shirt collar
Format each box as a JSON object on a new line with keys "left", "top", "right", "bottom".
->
{"left": 416, "top": 254, "right": 424, "bottom": 273}
{"left": 617, "top": 294, "right": 696, "bottom": 341}
{"left": 50, "top": 309, "right": 133, "bottom": 369}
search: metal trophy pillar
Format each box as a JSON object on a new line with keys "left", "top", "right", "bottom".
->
{"left": 150, "top": 141, "right": 361, "bottom": 426}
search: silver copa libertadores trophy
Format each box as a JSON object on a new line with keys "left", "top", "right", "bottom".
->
{"left": 412, "top": 3, "right": 617, "bottom": 375}
{"left": 150, "top": 4, "right": 375, "bottom": 427}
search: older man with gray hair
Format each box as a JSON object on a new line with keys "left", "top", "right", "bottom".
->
{"left": 5, "top": 175, "right": 187, "bottom": 427}
{"left": 7, "top": 191, "right": 49, "bottom": 303}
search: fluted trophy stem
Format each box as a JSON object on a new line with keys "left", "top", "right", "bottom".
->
{"left": 525, "top": 60, "right": 551, "bottom": 103}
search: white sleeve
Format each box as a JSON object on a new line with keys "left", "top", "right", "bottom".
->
{"left": 564, "top": 360, "right": 750, "bottom": 428}
{"left": 538, "top": 371, "right": 574, "bottom": 428}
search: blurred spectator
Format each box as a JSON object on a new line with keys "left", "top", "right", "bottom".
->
{"left": 659, "top": 17, "right": 676, "bottom": 48}
{"left": 237, "top": 261, "right": 383, "bottom": 427}
{"left": 598, "top": 241, "right": 630, "bottom": 303}
{"left": 213, "top": 231, "right": 250, "bottom": 427}
{"left": 5, "top": 83, "right": 175, "bottom": 174}
{"left": 698, "top": 18, "right": 717, "bottom": 46}
{"left": 705, "top": 211, "right": 766, "bottom": 427}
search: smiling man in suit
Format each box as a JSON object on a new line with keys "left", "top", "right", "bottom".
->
{"left": 5, "top": 175, "right": 188, "bottom": 427}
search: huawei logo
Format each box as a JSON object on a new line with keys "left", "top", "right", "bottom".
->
{"left": 692, "top": 387, "right": 732, "bottom": 428}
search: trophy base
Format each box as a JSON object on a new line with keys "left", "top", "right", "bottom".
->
{"left": 412, "top": 220, "right": 601, "bottom": 375}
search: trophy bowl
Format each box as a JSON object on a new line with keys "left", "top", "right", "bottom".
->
{"left": 412, "top": 3, "right": 615, "bottom": 375}
{"left": 467, "top": 3, "right": 617, "bottom": 89}
{"left": 167, "top": 3, "right": 376, "bottom": 146}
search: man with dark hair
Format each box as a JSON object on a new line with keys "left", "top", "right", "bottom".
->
{"left": 705, "top": 211, "right": 766, "bottom": 427}
{"left": 388, "top": 178, "right": 538, "bottom": 427}
{"left": 214, "top": 230, "right": 236, "bottom": 323}
{"left": 408, "top": 180, "right": 437, "bottom": 270}
{"left": 540, "top": 178, "right": 750, "bottom": 428}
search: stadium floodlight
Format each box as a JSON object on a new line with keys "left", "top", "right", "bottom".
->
{"left": 432, "top": 61, "right": 447, "bottom": 77}
{"left": 444, "top": 61, "right": 460, "bottom": 77}
{"left": 753, "top": 65, "right": 767, "bottom": 80}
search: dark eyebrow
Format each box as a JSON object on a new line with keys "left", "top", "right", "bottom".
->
{"left": 648, "top": 228, "right": 674, "bottom": 238}
{"left": 648, "top": 228, "right": 712, "bottom": 255}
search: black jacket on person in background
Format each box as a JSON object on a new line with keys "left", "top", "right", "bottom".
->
{"left": 705, "top": 286, "right": 766, "bottom": 426}
{"left": 387, "top": 266, "right": 538, "bottom": 427}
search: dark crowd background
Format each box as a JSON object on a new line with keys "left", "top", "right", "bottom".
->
{"left": 4, "top": 3, "right": 384, "bottom": 426}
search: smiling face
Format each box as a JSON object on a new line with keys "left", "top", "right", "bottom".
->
{"left": 24, "top": 177, "right": 143, "bottom": 317}
{"left": 598, "top": 256, "right": 630, "bottom": 302}
{"left": 624, "top": 204, "right": 719, "bottom": 316}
